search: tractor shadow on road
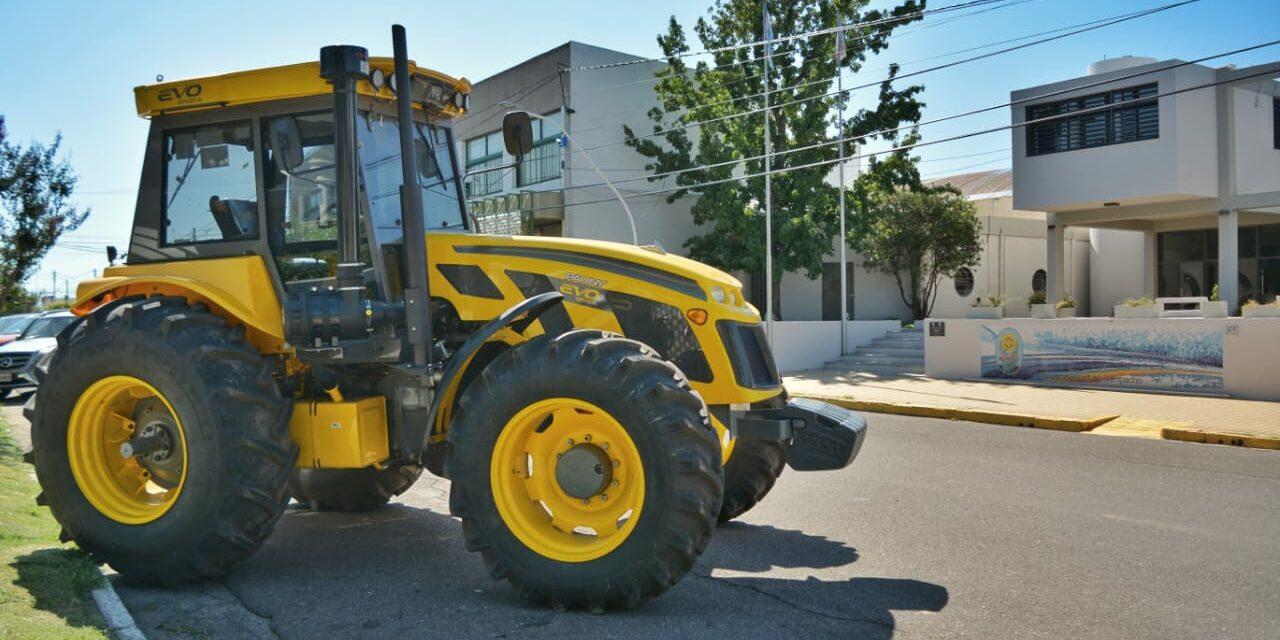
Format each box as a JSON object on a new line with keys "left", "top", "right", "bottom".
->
{"left": 196, "top": 499, "right": 948, "bottom": 639}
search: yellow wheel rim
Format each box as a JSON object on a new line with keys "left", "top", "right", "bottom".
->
{"left": 490, "top": 398, "right": 644, "bottom": 563}
{"left": 67, "top": 375, "right": 188, "bottom": 525}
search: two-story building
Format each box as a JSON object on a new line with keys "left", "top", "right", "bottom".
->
{"left": 1012, "top": 55, "right": 1280, "bottom": 313}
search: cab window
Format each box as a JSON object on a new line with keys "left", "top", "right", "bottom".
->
{"left": 261, "top": 112, "right": 339, "bottom": 282}
{"left": 162, "top": 121, "right": 258, "bottom": 245}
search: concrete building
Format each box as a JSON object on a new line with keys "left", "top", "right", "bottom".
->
{"left": 1012, "top": 56, "right": 1280, "bottom": 313}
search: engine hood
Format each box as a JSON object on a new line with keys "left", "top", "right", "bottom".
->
{"left": 0, "top": 336, "right": 56, "bottom": 354}
{"left": 441, "top": 233, "right": 743, "bottom": 292}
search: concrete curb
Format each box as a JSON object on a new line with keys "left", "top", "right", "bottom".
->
{"left": 90, "top": 570, "right": 146, "bottom": 640}
{"left": 799, "top": 393, "right": 1280, "bottom": 451}
{"left": 1160, "top": 426, "right": 1280, "bottom": 450}
{"left": 798, "top": 394, "right": 1116, "bottom": 432}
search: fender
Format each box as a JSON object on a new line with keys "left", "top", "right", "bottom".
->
{"left": 419, "top": 291, "right": 565, "bottom": 473}
{"left": 70, "top": 256, "right": 287, "bottom": 353}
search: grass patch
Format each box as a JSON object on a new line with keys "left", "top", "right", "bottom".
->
{"left": 0, "top": 418, "right": 108, "bottom": 639}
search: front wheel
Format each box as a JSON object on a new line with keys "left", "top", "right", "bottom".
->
{"left": 447, "top": 330, "right": 723, "bottom": 610}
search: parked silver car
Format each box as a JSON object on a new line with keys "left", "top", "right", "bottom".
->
{"left": 0, "top": 311, "right": 75, "bottom": 400}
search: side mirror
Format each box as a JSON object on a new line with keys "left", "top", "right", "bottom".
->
{"left": 105, "top": 246, "right": 118, "bottom": 266}
{"left": 502, "top": 111, "right": 534, "bottom": 162}
{"left": 266, "top": 117, "right": 304, "bottom": 171}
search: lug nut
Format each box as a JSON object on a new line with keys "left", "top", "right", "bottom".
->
{"left": 582, "top": 499, "right": 590, "bottom": 505}
{"left": 566, "top": 438, "right": 574, "bottom": 446}
{"left": 612, "top": 459, "right": 620, "bottom": 467}
{"left": 583, "top": 434, "right": 592, "bottom": 442}
{"left": 600, "top": 494, "right": 608, "bottom": 502}
{"left": 611, "top": 479, "right": 619, "bottom": 487}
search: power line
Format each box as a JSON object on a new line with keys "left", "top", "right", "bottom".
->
{"left": 565, "top": 0, "right": 1013, "bottom": 73}
{"left": 556, "top": 38, "right": 1279, "bottom": 193}
{"left": 580, "top": 0, "right": 1198, "bottom": 153}
{"left": 514, "top": 65, "right": 1280, "bottom": 217}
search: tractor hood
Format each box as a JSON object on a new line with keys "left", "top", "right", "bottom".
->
{"left": 441, "top": 233, "right": 743, "bottom": 292}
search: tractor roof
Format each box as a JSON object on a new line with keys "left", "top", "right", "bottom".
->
{"left": 134, "top": 58, "right": 471, "bottom": 119}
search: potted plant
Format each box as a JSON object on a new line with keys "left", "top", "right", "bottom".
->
{"left": 966, "top": 292, "right": 1006, "bottom": 320}
{"left": 1203, "top": 284, "right": 1228, "bottom": 318}
{"left": 1056, "top": 293, "right": 1078, "bottom": 318}
{"left": 1028, "top": 290, "right": 1054, "bottom": 319}
{"left": 1242, "top": 299, "right": 1280, "bottom": 318}
{"left": 1114, "top": 296, "right": 1158, "bottom": 318}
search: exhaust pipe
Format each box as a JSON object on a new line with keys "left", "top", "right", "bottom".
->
{"left": 392, "top": 24, "right": 433, "bottom": 367}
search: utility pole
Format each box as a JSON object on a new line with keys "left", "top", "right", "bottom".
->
{"left": 762, "top": 0, "right": 774, "bottom": 335}
{"left": 836, "top": 27, "right": 849, "bottom": 354}
{"left": 558, "top": 64, "right": 572, "bottom": 239}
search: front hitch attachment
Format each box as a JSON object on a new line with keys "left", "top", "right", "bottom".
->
{"left": 733, "top": 398, "right": 867, "bottom": 471}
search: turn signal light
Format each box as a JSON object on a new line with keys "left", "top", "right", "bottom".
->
{"left": 686, "top": 308, "right": 708, "bottom": 325}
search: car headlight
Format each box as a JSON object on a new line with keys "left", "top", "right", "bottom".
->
{"left": 709, "top": 285, "right": 727, "bottom": 304}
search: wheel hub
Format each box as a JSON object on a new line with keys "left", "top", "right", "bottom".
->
{"left": 555, "top": 444, "right": 612, "bottom": 500}
{"left": 120, "top": 398, "right": 184, "bottom": 489}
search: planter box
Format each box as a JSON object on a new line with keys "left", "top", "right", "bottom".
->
{"left": 1030, "top": 304, "right": 1055, "bottom": 319}
{"left": 1242, "top": 304, "right": 1280, "bottom": 318}
{"left": 1202, "top": 301, "right": 1228, "bottom": 318}
{"left": 1056, "top": 307, "right": 1078, "bottom": 318}
{"left": 966, "top": 307, "right": 1004, "bottom": 320}
{"left": 1114, "top": 304, "right": 1158, "bottom": 318}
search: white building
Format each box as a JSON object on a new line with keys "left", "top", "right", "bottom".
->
{"left": 1011, "top": 56, "right": 1280, "bottom": 313}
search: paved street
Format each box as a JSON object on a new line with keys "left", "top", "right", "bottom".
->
{"left": 5, "top": 398, "right": 1279, "bottom": 639}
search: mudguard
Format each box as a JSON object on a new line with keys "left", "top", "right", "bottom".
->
{"left": 419, "top": 291, "right": 565, "bottom": 472}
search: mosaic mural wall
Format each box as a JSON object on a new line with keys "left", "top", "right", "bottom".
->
{"left": 980, "top": 323, "right": 1224, "bottom": 392}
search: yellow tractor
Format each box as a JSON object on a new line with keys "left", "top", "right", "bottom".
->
{"left": 27, "top": 26, "right": 866, "bottom": 610}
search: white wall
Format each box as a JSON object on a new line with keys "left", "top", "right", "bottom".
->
{"left": 923, "top": 317, "right": 1280, "bottom": 401}
{"left": 1012, "top": 61, "right": 1220, "bottom": 213}
{"left": 1233, "top": 83, "right": 1280, "bottom": 196}
{"left": 769, "top": 320, "right": 899, "bottom": 372}
{"left": 1090, "top": 228, "right": 1150, "bottom": 315}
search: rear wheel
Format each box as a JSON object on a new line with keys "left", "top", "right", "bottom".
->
{"left": 288, "top": 464, "right": 422, "bottom": 512}
{"left": 29, "top": 296, "right": 295, "bottom": 584}
{"left": 447, "top": 330, "right": 723, "bottom": 610}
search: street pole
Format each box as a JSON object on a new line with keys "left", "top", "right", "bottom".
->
{"left": 836, "top": 28, "right": 848, "bottom": 354}
{"left": 762, "top": 0, "right": 774, "bottom": 336}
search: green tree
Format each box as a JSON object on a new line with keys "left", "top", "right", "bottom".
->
{"left": 857, "top": 188, "right": 981, "bottom": 320}
{"left": 626, "top": 0, "right": 926, "bottom": 317}
{"left": 0, "top": 116, "right": 90, "bottom": 311}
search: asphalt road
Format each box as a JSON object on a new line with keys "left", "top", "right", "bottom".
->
{"left": 6, "top": 397, "right": 1279, "bottom": 639}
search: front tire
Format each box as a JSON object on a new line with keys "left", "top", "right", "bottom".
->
{"left": 30, "top": 296, "right": 296, "bottom": 584}
{"left": 717, "top": 439, "right": 785, "bottom": 524}
{"left": 447, "top": 330, "right": 723, "bottom": 610}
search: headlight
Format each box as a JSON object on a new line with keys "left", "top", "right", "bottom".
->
{"left": 709, "top": 285, "right": 727, "bottom": 304}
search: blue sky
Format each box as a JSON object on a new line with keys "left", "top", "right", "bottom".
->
{"left": 3, "top": 0, "right": 1277, "bottom": 293}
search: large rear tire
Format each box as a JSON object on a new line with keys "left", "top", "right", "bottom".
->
{"left": 447, "top": 330, "right": 723, "bottom": 610}
{"left": 288, "top": 464, "right": 422, "bottom": 512}
{"left": 717, "top": 438, "right": 785, "bottom": 524}
{"left": 30, "top": 296, "right": 296, "bottom": 584}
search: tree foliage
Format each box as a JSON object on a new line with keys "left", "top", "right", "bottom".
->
{"left": 626, "top": 0, "right": 927, "bottom": 315}
{"left": 0, "top": 116, "right": 89, "bottom": 311}
{"left": 857, "top": 188, "right": 981, "bottom": 319}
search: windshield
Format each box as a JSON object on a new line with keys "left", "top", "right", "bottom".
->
{"left": 0, "top": 315, "right": 34, "bottom": 334}
{"left": 20, "top": 315, "right": 74, "bottom": 340}
{"left": 357, "top": 112, "right": 467, "bottom": 248}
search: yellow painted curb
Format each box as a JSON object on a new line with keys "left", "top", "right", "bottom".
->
{"left": 1160, "top": 427, "right": 1280, "bottom": 450}
{"left": 798, "top": 394, "right": 1116, "bottom": 433}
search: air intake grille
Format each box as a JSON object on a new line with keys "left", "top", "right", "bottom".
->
{"left": 716, "top": 321, "right": 780, "bottom": 389}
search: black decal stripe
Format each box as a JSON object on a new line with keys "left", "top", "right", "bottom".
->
{"left": 437, "top": 264, "right": 504, "bottom": 299}
{"left": 455, "top": 245, "right": 706, "bottom": 301}
{"left": 505, "top": 270, "right": 574, "bottom": 335}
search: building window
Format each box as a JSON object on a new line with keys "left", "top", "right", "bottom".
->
{"left": 517, "top": 115, "right": 562, "bottom": 187}
{"left": 1026, "top": 83, "right": 1158, "bottom": 156}
{"left": 954, "top": 267, "right": 974, "bottom": 297}
{"left": 821, "top": 262, "right": 855, "bottom": 320}
{"left": 1273, "top": 97, "right": 1279, "bottom": 150}
{"left": 1032, "top": 269, "right": 1047, "bottom": 294}
{"left": 464, "top": 131, "right": 504, "bottom": 198}
{"left": 1158, "top": 224, "right": 1280, "bottom": 305}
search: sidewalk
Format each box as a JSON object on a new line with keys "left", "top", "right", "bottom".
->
{"left": 786, "top": 370, "right": 1280, "bottom": 450}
